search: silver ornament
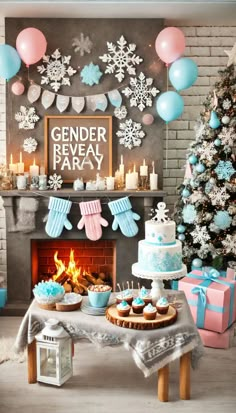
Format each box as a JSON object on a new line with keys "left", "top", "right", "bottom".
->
{"left": 209, "top": 177, "right": 216, "bottom": 184}
{"left": 222, "top": 115, "right": 230, "bottom": 125}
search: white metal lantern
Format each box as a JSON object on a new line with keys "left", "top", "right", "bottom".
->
{"left": 35, "top": 318, "right": 72, "bottom": 386}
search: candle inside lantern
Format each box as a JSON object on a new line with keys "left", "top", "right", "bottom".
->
{"left": 140, "top": 159, "right": 148, "bottom": 176}
{"left": 9, "top": 154, "right": 17, "bottom": 174}
{"left": 29, "top": 159, "right": 39, "bottom": 177}
{"left": 106, "top": 176, "right": 115, "bottom": 190}
{"left": 17, "top": 152, "right": 24, "bottom": 174}
{"left": 150, "top": 161, "right": 158, "bottom": 190}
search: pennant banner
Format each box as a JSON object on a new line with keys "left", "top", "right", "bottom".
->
{"left": 56, "top": 95, "right": 70, "bottom": 113}
{"left": 27, "top": 84, "right": 41, "bottom": 103}
{"left": 71, "top": 97, "right": 85, "bottom": 113}
{"left": 41, "top": 90, "right": 55, "bottom": 109}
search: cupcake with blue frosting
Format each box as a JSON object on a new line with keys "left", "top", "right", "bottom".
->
{"left": 116, "top": 289, "right": 134, "bottom": 305}
{"left": 139, "top": 286, "right": 152, "bottom": 305}
{"left": 117, "top": 300, "right": 131, "bottom": 317}
{"left": 156, "top": 297, "right": 169, "bottom": 314}
{"left": 132, "top": 297, "right": 145, "bottom": 314}
{"left": 143, "top": 303, "right": 157, "bottom": 320}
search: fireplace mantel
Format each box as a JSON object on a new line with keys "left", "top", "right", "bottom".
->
{"left": 0, "top": 189, "right": 166, "bottom": 198}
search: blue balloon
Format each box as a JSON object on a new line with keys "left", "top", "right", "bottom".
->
{"left": 156, "top": 91, "right": 184, "bottom": 123}
{"left": 169, "top": 57, "right": 198, "bottom": 91}
{"left": 0, "top": 44, "right": 21, "bottom": 81}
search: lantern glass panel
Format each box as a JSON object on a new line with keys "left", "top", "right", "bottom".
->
{"left": 61, "top": 340, "right": 71, "bottom": 377}
{"left": 39, "top": 347, "right": 57, "bottom": 378}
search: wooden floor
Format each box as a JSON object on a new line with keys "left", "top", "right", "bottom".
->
{"left": 0, "top": 317, "right": 236, "bottom": 413}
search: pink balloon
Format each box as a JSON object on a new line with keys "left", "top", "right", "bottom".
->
{"left": 16, "top": 27, "right": 47, "bottom": 67}
{"left": 11, "top": 80, "right": 25, "bottom": 95}
{"left": 142, "top": 114, "right": 154, "bottom": 125}
{"left": 155, "top": 27, "right": 185, "bottom": 65}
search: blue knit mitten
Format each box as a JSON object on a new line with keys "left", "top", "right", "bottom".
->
{"left": 45, "top": 197, "right": 73, "bottom": 238}
{"left": 108, "top": 197, "right": 140, "bottom": 237}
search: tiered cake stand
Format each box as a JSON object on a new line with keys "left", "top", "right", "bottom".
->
{"left": 132, "top": 263, "right": 187, "bottom": 301}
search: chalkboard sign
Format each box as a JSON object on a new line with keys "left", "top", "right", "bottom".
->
{"left": 44, "top": 115, "right": 112, "bottom": 182}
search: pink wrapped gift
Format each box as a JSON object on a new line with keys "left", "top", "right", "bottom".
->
{"left": 198, "top": 323, "right": 236, "bottom": 349}
{"left": 179, "top": 269, "right": 236, "bottom": 333}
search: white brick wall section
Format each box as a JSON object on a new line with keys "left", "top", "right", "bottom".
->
{"left": 163, "top": 23, "right": 236, "bottom": 212}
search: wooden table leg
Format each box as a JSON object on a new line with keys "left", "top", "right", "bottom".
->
{"left": 28, "top": 340, "right": 37, "bottom": 384}
{"left": 157, "top": 364, "right": 169, "bottom": 402}
{"left": 179, "top": 351, "right": 191, "bottom": 400}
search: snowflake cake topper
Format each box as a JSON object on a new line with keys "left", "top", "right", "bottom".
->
{"left": 116, "top": 118, "right": 145, "bottom": 150}
{"left": 15, "top": 106, "right": 40, "bottom": 130}
{"left": 151, "top": 202, "right": 169, "bottom": 223}
{"left": 99, "top": 35, "right": 143, "bottom": 83}
{"left": 23, "top": 137, "right": 38, "bottom": 154}
{"left": 48, "top": 174, "right": 63, "bottom": 191}
{"left": 122, "top": 72, "right": 159, "bottom": 112}
{"left": 37, "top": 49, "right": 77, "bottom": 92}
{"left": 72, "top": 33, "right": 93, "bottom": 56}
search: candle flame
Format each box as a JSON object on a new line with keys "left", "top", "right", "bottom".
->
{"left": 10, "top": 154, "right": 13, "bottom": 164}
{"left": 20, "top": 152, "right": 22, "bottom": 163}
{"left": 33, "top": 159, "right": 35, "bottom": 166}
{"left": 133, "top": 164, "right": 136, "bottom": 172}
{"left": 121, "top": 154, "right": 123, "bottom": 164}
{"left": 143, "top": 159, "right": 146, "bottom": 166}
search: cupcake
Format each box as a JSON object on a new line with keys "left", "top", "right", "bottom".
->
{"left": 156, "top": 297, "right": 169, "bottom": 314}
{"left": 132, "top": 297, "right": 145, "bottom": 314}
{"left": 143, "top": 303, "right": 157, "bottom": 320}
{"left": 117, "top": 300, "right": 131, "bottom": 317}
{"left": 116, "top": 289, "right": 134, "bottom": 305}
{"left": 139, "top": 286, "right": 152, "bottom": 305}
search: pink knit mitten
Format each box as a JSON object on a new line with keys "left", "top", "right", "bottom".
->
{"left": 77, "top": 200, "right": 109, "bottom": 241}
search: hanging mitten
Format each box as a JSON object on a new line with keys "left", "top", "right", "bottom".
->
{"left": 15, "top": 197, "right": 39, "bottom": 233}
{"left": 45, "top": 197, "right": 72, "bottom": 238}
{"left": 108, "top": 196, "right": 140, "bottom": 237}
{"left": 77, "top": 199, "right": 108, "bottom": 241}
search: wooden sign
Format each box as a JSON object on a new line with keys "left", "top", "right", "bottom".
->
{"left": 44, "top": 115, "right": 112, "bottom": 182}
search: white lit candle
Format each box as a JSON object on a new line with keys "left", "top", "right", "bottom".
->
{"left": 29, "top": 159, "right": 39, "bottom": 177}
{"left": 17, "top": 152, "right": 24, "bottom": 174}
{"left": 119, "top": 154, "right": 125, "bottom": 176}
{"left": 9, "top": 154, "right": 17, "bottom": 174}
{"left": 133, "top": 164, "right": 138, "bottom": 188}
{"left": 150, "top": 161, "right": 158, "bottom": 190}
{"left": 140, "top": 159, "right": 148, "bottom": 176}
{"left": 106, "top": 176, "right": 115, "bottom": 190}
{"left": 125, "top": 170, "right": 136, "bottom": 190}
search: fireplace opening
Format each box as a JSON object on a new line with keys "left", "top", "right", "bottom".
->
{"left": 31, "top": 240, "right": 116, "bottom": 295}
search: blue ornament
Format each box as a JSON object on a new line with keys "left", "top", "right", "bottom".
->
{"left": 214, "top": 138, "right": 221, "bottom": 147}
{"left": 192, "top": 258, "right": 203, "bottom": 268}
{"left": 182, "top": 204, "right": 197, "bottom": 224}
{"left": 182, "top": 188, "right": 191, "bottom": 198}
{"left": 190, "top": 178, "right": 199, "bottom": 188}
{"left": 178, "top": 234, "right": 185, "bottom": 241}
{"left": 209, "top": 110, "right": 221, "bottom": 129}
{"left": 195, "top": 163, "right": 206, "bottom": 173}
{"left": 214, "top": 160, "right": 236, "bottom": 181}
{"left": 177, "top": 224, "right": 186, "bottom": 233}
{"left": 189, "top": 154, "right": 198, "bottom": 165}
{"left": 80, "top": 62, "right": 103, "bottom": 86}
{"left": 213, "top": 211, "right": 232, "bottom": 230}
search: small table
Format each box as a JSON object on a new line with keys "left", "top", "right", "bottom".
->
{"left": 14, "top": 291, "right": 204, "bottom": 402}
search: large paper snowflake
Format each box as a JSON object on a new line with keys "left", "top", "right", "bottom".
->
{"left": 72, "top": 33, "right": 93, "bottom": 56}
{"left": 222, "top": 234, "right": 236, "bottom": 255}
{"left": 122, "top": 72, "right": 159, "bottom": 112}
{"left": 116, "top": 118, "right": 145, "bottom": 150}
{"left": 198, "top": 141, "right": 217, "bottom": 162}
{"left": 190, "top": 225, "right": 210, "bottom": 245}
{"left": 114, "top": 105, "right": 127, "bottom": 120}
{"left": 214, "top": 160, "right": 235, "bottom": 181}
{"left": 99, "top": 35, "right": 143, "bottom": 83}
{"left": 15, "top": 106, "right": 40, "bottom": 130}
{"left": 23, "top": 137, "right": 38, "bottom": 154}
{"left": 218, "top": 127, "right": 236, "bottom": 147}
{"left": 37, "top": 49, "right": 77, "bottom": 92}
{"left": 80, "top": 63, "right": 103, "bottom": 86}
{"left": 208, "top": 186, "right": 230, "bottom": 206}
{"left": 48, "top": 174, "right": 63, "bottom": 191}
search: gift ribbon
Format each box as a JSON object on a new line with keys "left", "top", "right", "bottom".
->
{"left": 188, "top": 269, "right": 235, "bottom": 329}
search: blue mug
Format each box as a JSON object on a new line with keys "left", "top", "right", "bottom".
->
{"left": 88, "top": 288, "right": 111, "bottom": 308}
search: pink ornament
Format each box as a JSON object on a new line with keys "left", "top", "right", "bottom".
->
{"left": 155, "top": 27, "right": 185, "bottom": 65}
{"left": 11, "top": 80, "right": 25, "bottom": 96}
{"left": 142, "top": 114, "right": 154, "bottom": 125}
{"left": 16, "top": 27, "right": 47, "bottom": 67}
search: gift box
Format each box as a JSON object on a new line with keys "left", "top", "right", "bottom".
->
{"left": 178, "top": 269, "right": 236, "bottom": 333}
{"left": 198, "top": 323, "right": 236, "bottom": 349}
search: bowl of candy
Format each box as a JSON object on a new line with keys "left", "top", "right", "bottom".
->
{"left": 33, "top": 280, "right": 65, "bottom": 309}
{"left": 87, "top": 285, "right": 112, "bottom": 308}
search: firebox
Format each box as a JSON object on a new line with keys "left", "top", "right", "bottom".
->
{"left": 31, "top": 240, "right": 116, "bottom": 295}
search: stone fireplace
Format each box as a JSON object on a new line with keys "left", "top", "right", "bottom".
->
{"left": 0, "top": 190, "right": 165, "bottom": 315}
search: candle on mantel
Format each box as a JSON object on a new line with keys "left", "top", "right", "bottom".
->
{"left": 140, "top": 158, "right": 148, "bottom": 176}
{"left": 9, "top": 154, "right": 17, "bottom": 174}
{"left": 133, "top": 164, "right": 138, "bottom": 188}
{"left": 150, "top": 161, "right": 158, "bottom": 190}
{"left": 119, "top": 154, "right": 125, "bottom": 176}
{"left": 106, "top": 176, "right": 115, "bottom": 190}
{"left": 29, "top": 159, "right": 39, "bottom": 177}
{"left": 125, "top": 170, "right": 136, "bottom": 190}
{"left": 17, "top": 152, "right": 24, "bottom": 174}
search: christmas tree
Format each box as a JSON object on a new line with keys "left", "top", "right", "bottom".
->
{"left": 174, "top": 62, "right": 236, "bottom": 271}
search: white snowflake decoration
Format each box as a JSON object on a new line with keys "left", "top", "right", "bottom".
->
{"left": 222, "top": 234, "right": 236, "bottom": 255}
{"left": 116, "top": 118, "right": 145, "bottom": 150}
{"left": 151, "top": 202, "right": 169, "bottom": 223}
{"left": 198, "top": 141, "right": 217, "bottom": 162}
{"left": 208, "top": 186, "right": 230, "bottom": 206}
{"left": 189, "top": 191, "right": 205, "bottom": 203}
{"left": 222, "top": 98, "right": 232, "bottom": 110}
{"left": 48, "top": 173, "right": 63, "bottom": 191}
{"left": 194, "top": 120, "right": 207, "bottom": 140}
{"left": 114, "top": 105, "right": 127, "bottom": 120}
{"left": 218, "top": 127, "right": 236, "bottom": 147}
{"left": 72, "top": 33, "right": 93, "bottom": 56}
{"left": 198, "top": 243, "right": 211, "bottom": 259}
{"left": 15, "top": 106, "right": 40, "bottom": 130}
{"left": 122, "top": 72, "right": 159, "bottom": 112}
{"left": 23, "top": 137, "right": 38, "bottom": 154}
{"left": 99, "top": 35, "right": 143, "bottom": 83}
{"left": 37, "top": 49, "right": 77, "bottom": 92}
{"left": 190, "top": 225, "right": 210, "bottom": 245}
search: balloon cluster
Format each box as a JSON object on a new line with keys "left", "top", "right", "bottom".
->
{"left": 0, "top": 27, "right": 47, "bottom": 84}
{"left": 155, "top": 27, "right": 198, "bottom": 123}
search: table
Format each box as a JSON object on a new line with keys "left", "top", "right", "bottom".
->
{"left": 14, "top": 291, "right": 204, "bottom": 402}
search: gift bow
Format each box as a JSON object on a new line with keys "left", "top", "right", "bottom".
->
{"left": 202, "top": 268, "right": 220, "bottom": 281}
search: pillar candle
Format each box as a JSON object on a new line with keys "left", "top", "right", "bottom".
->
{"left": 140, "top": 159, "right": 148, "bottom": 176}
{"left": 9, "top": 154, "right": 17, "bottom": 174}
{"left": 150, "top": 173, "right": 158, "bottom": 190}
{"left": 106, "top": 176, "right": 115, "bottom": 190}
{"left": 29, "top": 159, "right": 39, "bottom": 177}
{"left": 125, "top": 171, "right": 136, "bottom": 190}
{"left": 17, "top": 152, "right": 24, "bottom": 174}
{"left": 119, "top": 154, "right": 125, "bottom": 176}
